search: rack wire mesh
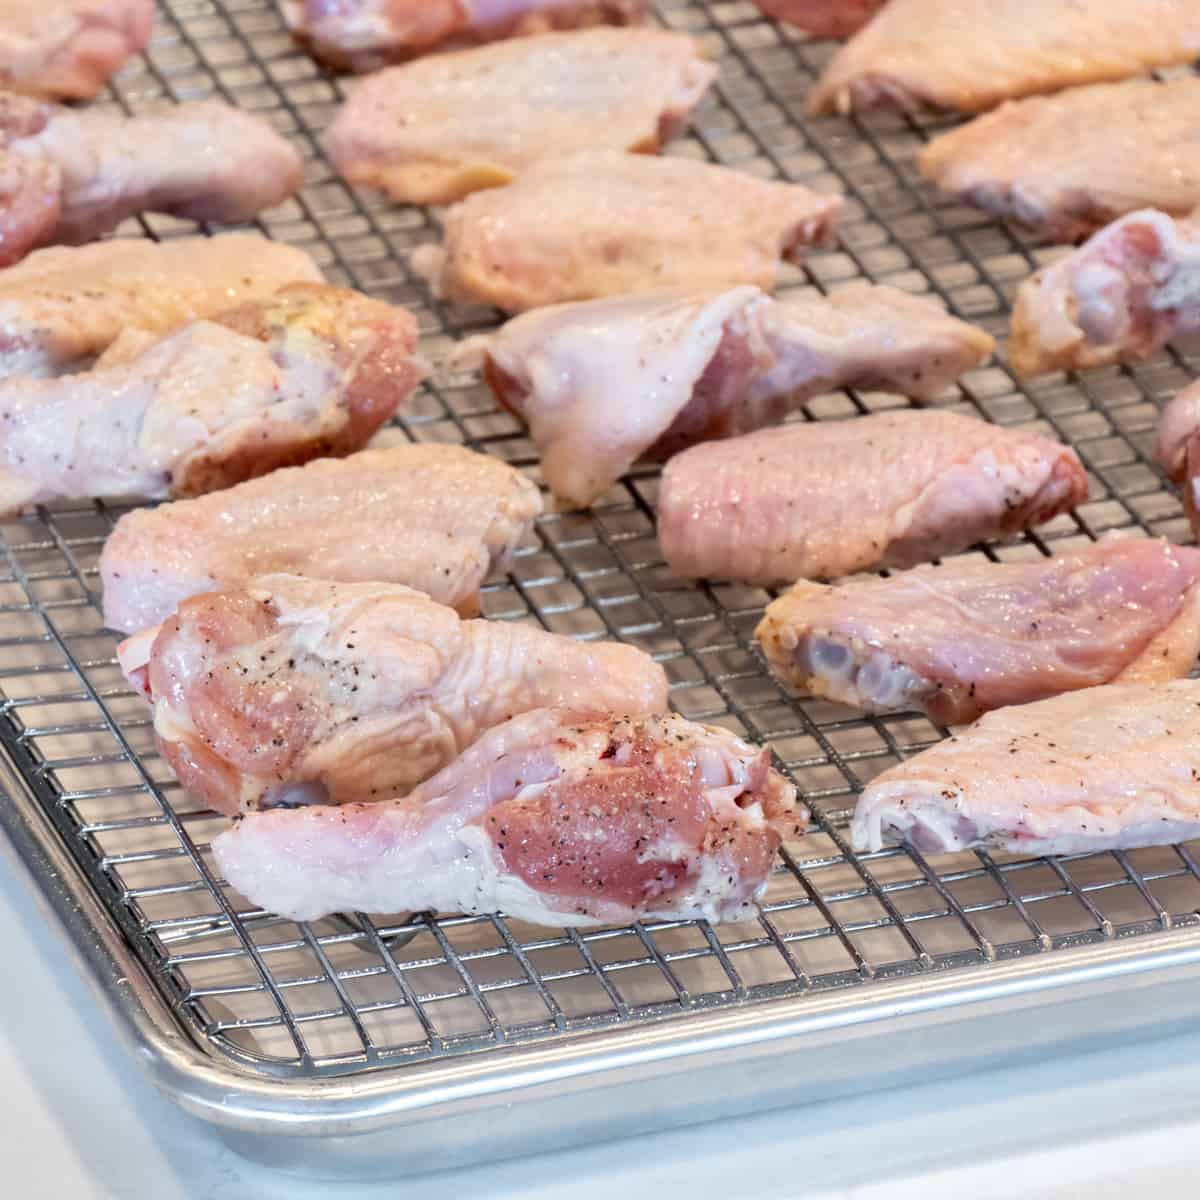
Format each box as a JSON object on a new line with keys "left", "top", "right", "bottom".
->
{"left": 4, "top": 0, "right": 1200, "bottom": 1077}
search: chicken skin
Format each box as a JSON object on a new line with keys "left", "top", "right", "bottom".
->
{"left": 751, "top": 0, "right": 883, "bottom": 39}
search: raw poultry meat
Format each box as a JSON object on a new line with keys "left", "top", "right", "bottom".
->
{"left": 852, "top": 680, "right": 1200, "bottom": 856}
{"left": 412, "top": 152, "right": 842, "bottom": 313}
{"left": 485, "top": 283, "right": 994, "bottom": 507}
{"left": 751, "top": 0, "right": 883, "bottom": 39}
{"left": 212, "top": 707, "right": 804, "bottom": 926}
{"left": 657, "top": 411, "right": 1087, "bottom": 586}
{"left": 1009, "top": 210, "right": 1200, "bottom": 380}
{"left": 1156, "top": 381, "right": 1200, "bottom": 536}
{"left": 121, "top": 574, "right": 669, "bottom": 816}
{"left": 99, "top": 443, "right": 542, "bottom": 633}
{"left": 0, "top": 284, "right": 422, "bottom": 513}
{"left": 0, "top": 234, "right": 323, "bottom": 382}
{"left": 327, "top": 29, "right": 716, "bottom": 205}
{"left": 0, "top": 96, "right": 304, "bottom": 266}
{"left": 919, "top": 78, "right": 1200, "bottom": 242}
{"left": 756, "top": 538, "right": 1200, "bottom": 726}
{"left": 284, "top": 0, "right": 645, "bottom": 73}
{"left": 807, "top": 0, "right": 1200, "bottom": 116}
{"left": 0, "top": 0, "right": 152, "bottom": 100}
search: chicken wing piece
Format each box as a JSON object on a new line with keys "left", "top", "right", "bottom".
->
{"left": 0, "top": 234, "right": 323, "bottom": 382}
{"left": 213, "top": 708, "right": 804, "bottom": 927}
{"left": 121, "top": 575, "right": 668, "bottom": 816}
{"left": 0, "top": 0, "right": 152, "bottom": 100}
{"left": 327, "top": 29, "right": 715, "bottom": 206}
{"left": 0, "top": 284, "right": 421, "bottom": 514}
{"left": 920, "top": 79, "right": 1200, "bottom": 243}
{"left": 412, "top": 152, "right": 843, "bottom": 313}
{"left": 853, "top": 680, "right": 1200, "bottom": 856}
{"left": 658, "top": 411, "right": 1087, "bottom": 587}
{"left": 1156, "top": 381, "right": 1200, "bottom": 536}
{"left": 1009, "top": 210, "right": 1200, "bottom": 380}
{"left": 99, "top": 443, "right": 542, "bottom": 633}
{"left": 808, "top": 0, "right": 1200, "bottom": 117}
{"left": 0, "top": 96, "right": 303, "bottom": 266}
{"left": 751, "top": 0, "right": 883, "bottom": 39}
{"left": 485, "top": 283, "right": 993, "bottom": 508}
{"left": 285, "top": 0, "right": 643, "bottom": 72}
{"left": 757, "top": 538, "right": 1200, "bottom": 726}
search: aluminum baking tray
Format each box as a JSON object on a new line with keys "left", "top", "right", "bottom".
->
{"left": 4, "top": 0, "right": 1200, "bottom": 1178}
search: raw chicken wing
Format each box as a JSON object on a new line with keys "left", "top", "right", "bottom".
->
{"left": 327, "top": 29, "right": 715, "bottom": 205}
{"left": 757, "top": 538, "right": 1200, "bottom": 725}
{"left": 658, "top": 411, "right": 1087, "bottom": 586}
{"left": 285, "top": 0, "right": 644, "bottom": 73}
{"left": 413, "top": 152, "right": 842, "bottom": 313}
{"left": 1009, "top": 210, "right": 1200, "bottom": 379}
{"left": 100, "top": 444, "right": 542, "bottom": 633}
{"left": 751, "top": 0, "right": 883, "bottom": 39}
{"left": 213, "top": 708, "right": 804, "bottom": 927}
{"left": 0, "top": 234, "right": 323, "bottom": 381}
{"left": 486, "top": 283, "right": 993, "bottom": 507}
{"left": 0, "top": 284, "right": 421, "bottom": 512}
{"left": 1156, "top": 381, "right": 1200, "bottom": 536}
{"left": 808, "top": 0, "right": 1200, "bottom": 116}
{"left": 0, "top": 0, "right": 152, "bottom": 100}
{"left": 123, "top": 574, "right": 668, "bottom": 816}
{"left": 853, "top": 680, "right": 1200, "bottom": 856}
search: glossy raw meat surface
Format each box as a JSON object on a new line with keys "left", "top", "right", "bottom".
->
{"left": 808, "top": 0, "right": 1200, "bottom": 116}
{"left": 328, "top": 29, "right": 715, "bottom": 205}
{"left": 751, "top": 0, "right": 882, "bottom": 39}
{"left": 213, "top": 708, "right": 804, "bottom": 926}
{"left": 853, "top": 680, "right": 1200, "bottom": 856}
{"left": 0, "top": 96, "right": 303, "bottom": 265}
{"left": 0, "top": 234, "right": 323, "bottom": 381}
{"left": 99, "top": 443, "right": 543, "bottom": 633}
{"left": 124, "top": 575, "right": 668, "bottom": 816}
{"left": 657, "top": 411, "right": 1087, "bottom": 586}
{"left": 285, "top": 0, "right": 644, "bottom": 72}
{"left": 920, "top": 78, "right": 1200, "bottom": 242}
{"left": 412, "top": 151, "right": 842, "bottom": 312}
{"left": 757, "top": 538, "right": 1200, "bottom": 725}
{"left": 486, "top": 283, "right": 993, "bottom": 507}
{"left": 0, "top": 0, "right": 152, "bottom": 100}
{"left": 1157, "top": 381, "right": 1200, "bottom": 536}
{"left": 0, "top": 284, "right": 421, "bottom": 512}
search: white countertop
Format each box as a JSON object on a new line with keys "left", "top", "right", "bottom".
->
{"left": 2, "top": 864, "right": 1198, "bottom": 1200}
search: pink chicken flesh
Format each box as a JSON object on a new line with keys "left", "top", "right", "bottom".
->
{"left": 121, "top": 574, "right": 669, "bottom": 817}
{"left": 0, "top": 284, "right": 422, "bottom": 513}
{"left": 751, "top": 0, "right": 883, "bottom": 39}
{"left": 853, "top": 680, "right": 1200, "bottom": 857}
{"left": 486, "top": 283, "right": 993, "bottom": 507}
{"left": 99, "top": 443, "right": 543, "bottom": 633}
{"left": 213, "top": 708, "right": 804, "bottom": 927}
{"left": 0, "top": 0, "right": 152, "bottom": 101}
{"left": 756, "top": 538, "right": 1200, "bottom": 726}
{"left": 658, "top": 411, "right": 1088, "bottom": 587}
{"left": 284, "top": 0, "right": 645, "bottom": 72}
{"left": 1156, "top": 382, "right": 1200, "bottom": 538}
{"left": 1009, "top": 210, "right": 1200, "bottom": 380}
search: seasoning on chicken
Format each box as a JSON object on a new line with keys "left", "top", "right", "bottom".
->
{"left": 0, "top": 284, "right": 422, "bottom": 514}
{"left": 0, "top": 234, "right": 323, "bottom": 382}
{"left": 412, "top": 152, "right": 843, "bottom": 313}
{"left": 284, "top": 0, "right": 645, "bottom": 73}
{"left": 328, "top": 29, "right": 715, "bottom": 206}
{"left": 751, "top": 0, "right": 883, "bottom": 39}
{"left": 0, "top": 0, "right": 152, "bottom": 100}
{"left": 808, "top": 0, "right": 1200, "bottom": 117}
{"left": 99, "top": 443, "right": 542, "bottom": 634}
{"left": 1009, "top": 210, "right": 1200, "bottom": 380}
{"left": 485, "top": 283, "right": 993, "bottom": 507}
{"left": 658, "top": 411, "right": 1087, "bottom": 587}
{"left": 920, "top": 79, "right": 1200, "bottom": 243}
{"left": 121, "top": 575, "right": 669, "bottom": 816}
{"left": 1156, "top": 381, "right": 1200, "bottom": 536}
{"left": 212, "top": 708, "right": 804, "bottom": 927}
{"left": 852, "top": 680, "right": 1200, "bottom": 856}
{"left": 0, "top": 95, "right": 303, "bottom": 267}
{"left": 757, "top": 538, "right": 1200, "bottom": 725}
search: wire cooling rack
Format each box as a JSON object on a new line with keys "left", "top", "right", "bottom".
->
{"left": 3, "top": 0, "right": 1200, "bottom": 1087}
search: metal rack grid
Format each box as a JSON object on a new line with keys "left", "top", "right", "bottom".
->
{"left": 3, "top": 0, "right": 1200, "bottom": 1080}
